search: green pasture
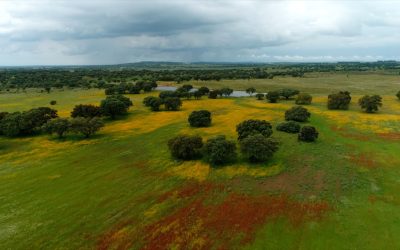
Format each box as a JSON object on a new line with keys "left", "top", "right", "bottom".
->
{"left": 1, "top": 74, "right": 400, "bottom": 249}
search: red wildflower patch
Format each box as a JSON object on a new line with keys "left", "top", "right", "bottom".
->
{"left": 141, "top": 194, "right": 330, "bottom": 250}
{"left": 377, "top": 132, "right": 400, "bottom": 141}
{"left": 349, "top": 153, "right": 377, "bottom": 169}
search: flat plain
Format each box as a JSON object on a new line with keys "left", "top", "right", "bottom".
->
{"left": 1, "top": 72, "right": 400, "bottom": 249}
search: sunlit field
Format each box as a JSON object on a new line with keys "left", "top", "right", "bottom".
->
{"left": 1, "top": 75, "right": 400, "bottom": 249}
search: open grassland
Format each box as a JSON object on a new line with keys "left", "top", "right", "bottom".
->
{"left": 177, "top": 71, "right": 400, "bottom": 95}
{"left": 1, "top": 75, "right": 400, "bottom": 249}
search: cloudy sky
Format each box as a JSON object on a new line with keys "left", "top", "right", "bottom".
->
{"left": 0, "top": 0, "right": 399, "bottom": 65}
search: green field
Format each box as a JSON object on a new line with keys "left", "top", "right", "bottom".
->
{"left": 1, "top": 73, "right": 400, "bottom": 249}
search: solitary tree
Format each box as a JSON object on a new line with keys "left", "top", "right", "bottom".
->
{"left": 295, "top": 93, "right": 312, "bottom": 105}
{"left": 298, "top": 126, "right": 319, "bottom": 142}
{"left": 198, "top": 86, "right": 210, "bottom": 95}
{"left": 358, "top": 95, "right": 382, "bottom": 113}
{"left": 220, "top": 88, "right": 234, "bottom": 97}
{"left": 279, "top": 89, "right": 299, "bottom": 100}
{"left": 240, "top": 134, "right": 279, "bottom": 162}
{"left": 236, "top": 119, "right": 273, "bottom": 140}
{"left": 328, "top": 91, "right": 351, "bottom": 110}
{"left": 164, "top": 97, "right": 182, "bottom": 111}
{"left": 266, "top": 91, "right": 280, "bottom": 103}
{"left": 285, "top": 106, "right": 311, "bottom": 122}
{"left": 70, "top": 117, "right": 104, "bottom": 138}
{"left": 42, "top": 118, "right": 70, "bottom": 138}
{"left": 246, "top": 87, "right": 256, "bottom": 96}
{"left": 204, "top": 135, "right": 237, "bottom": 165}
{"left": 167, "top": 135, "right": 203, "bottom": 160}
{"left": 188, "top": 110, "right": 212, "bottom": 127}
{"left": 143, "top": 96, "right": 163, "bottom": 111}
{"left": 396, "top": 90, "right": 400, "bottom": 100}
{"left": 100, "top": 98, "right": 128, "bottom": 119}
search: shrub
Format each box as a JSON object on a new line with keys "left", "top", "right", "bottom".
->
{"left": 285, "top": 106, "right": 310, "bottom": 122}
{"left": 188, "top": 110, "right": 211, "bottom": 127}
{"left": 276, "top": 121, "right": 301, "bottom": 133}
{"left": 42, "top": 118, "right": 70, "bottom": 138}
{"left": 279, "top": 89, "right": 299, "bottom": 100}
{"left": 295, "top": 93, "right": 312, "bottom": 105}
{"left": 246, "top": 87, "right": 256, "bottom": 96}
{"left": 255, "top": 93, "right": 264, "bottom": 100}
{"left": 70, "top": 117, "right": 104, "bottom": 138}
{"left": 164, "top": 97, "right": 182, "bottom": 111}
{"left": 50, "top": 100, "right": 57, "bottom": 105}
{"left": 208, "top": 90, "right": 219, "bottom": 99}
{"left": 100, "top": 98, "right": 128, "bottom": 119}
{"left": 298, "top": 126, "right": 319, "bottom": 142}
{"left": 328, "top": 91, "right": 351, "bottom": 110}
{"left": 71, "top": 104, "right": 102, "bottom": 118}
{"left": 236, "top": 119, "right": 273, "bottom": 140}
{"left": 240, "top": 134, "right": 279, "bottom": 162}
{"left": 396, "top": 90, "right": 400, "bottom": 100}
{"left": 143, "top": 96, "right": 163, "bottom": 111}
{"left": 358, "top": 95, "right": 382, "bottom": 113}
{"left": 168, "top": 135, "right": 203, "bottom": 160}
{"left": 204, "top": 135, "right": 237, "bottom": 165}
{"left": 266, "top": 91, "right": 280, "bottom": 103}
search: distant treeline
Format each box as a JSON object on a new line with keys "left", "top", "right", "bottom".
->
{"left": 0, "top": 61, "right": 399, "bottom": 89}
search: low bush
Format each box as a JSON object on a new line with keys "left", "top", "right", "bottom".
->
{"left": 236, "top": 119, "right": 273, "bottom": 140}
{"left": 276, "top": 121, "right": 301, "bottom": 133}
{"left": 295, "top": 93, "right": 312, "bottom": 105}
{"left": 298, "top": 126, "right": 319, "bottom": 142}
{"left": 188, "top": 110, "right": 212, "bottom": 127}
{"left": 240, "top": 134, "right": 279, "bottom": 162}
{"left": 358, "top": 95, "right": 382, "bottom": 113}
{"left": 204, "top": 135, "right": 237, "bottom": 165}
{"left": 285, "top": 106, "right": 310, "bottom": 122}
{"left": 168, "top": 135, "right": 203, "bottom": 160}
{"left": 266, "top": 91, "right": 280, "bottom": 103}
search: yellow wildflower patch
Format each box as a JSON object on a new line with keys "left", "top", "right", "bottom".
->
{"left": 215, "top": 164, "right": 284, "bottom": 178}
{"left": 169, "top": 161, "right": 210, "bottom": 181}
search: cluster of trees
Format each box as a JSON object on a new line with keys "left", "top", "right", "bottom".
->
{"left": 43, "top": 117, "right": 104, "bottom": 138}
{"left": 168, "top": 119, "right": 279, "bottom": 165}
{"left": 252, "top": 88, "right": 312, "bottom": 105}
{"left": 328, "top": 91, "right": 384, "bottom": 113}
{"left": 143, "top": 96, "right": 182, "bottom": 111}
{"left": 0, "top": 66, "right": 307, "bottom": 91}
{"left": 0, "top": 107, "right": 57, "bottom": 137}
{"left": 0, "top": 92, "right": 134, "bottom": 139}
{"left": 0, "top": 106, "right": 104, "bottom": 138}
{"left": 105, "top": 81, "right": 158, "bottom": 95}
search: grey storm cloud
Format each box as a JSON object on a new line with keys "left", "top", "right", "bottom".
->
{"left": 0, "top": 0, "right": 400, "bottom": 65}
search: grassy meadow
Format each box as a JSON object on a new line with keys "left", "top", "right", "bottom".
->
{"left": 1, "top": 73, "right": 400, "bottom": 249}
